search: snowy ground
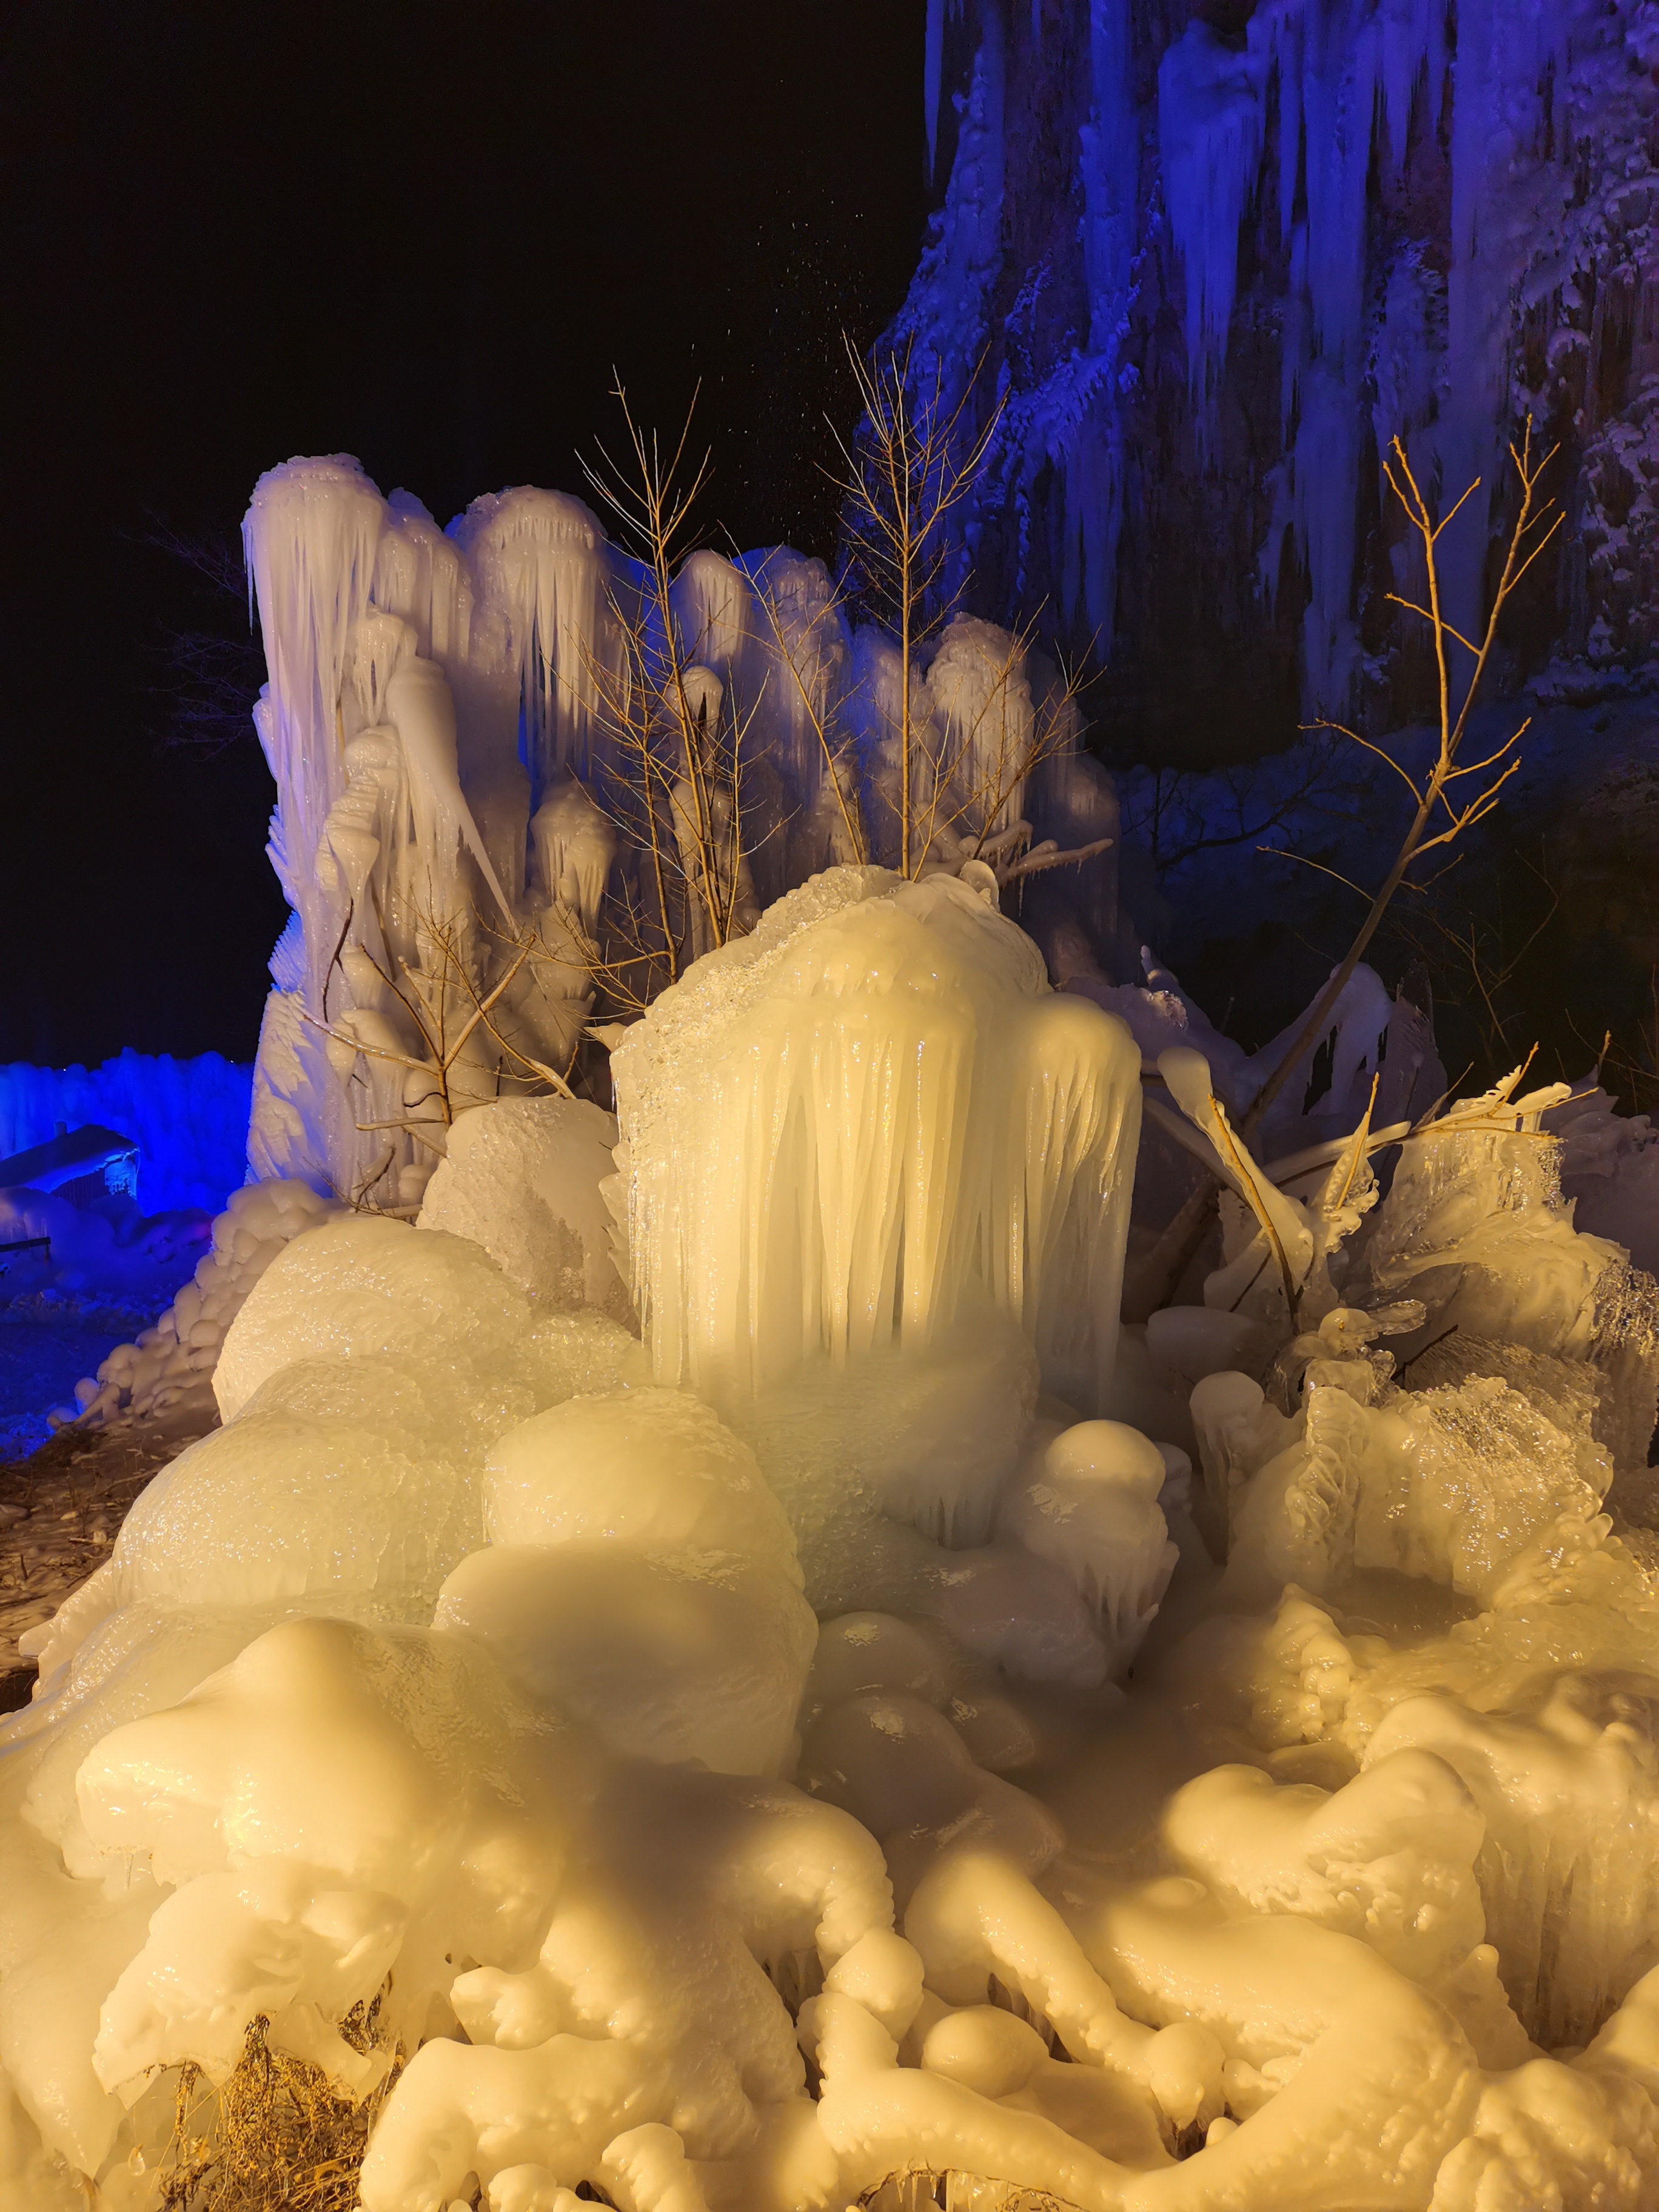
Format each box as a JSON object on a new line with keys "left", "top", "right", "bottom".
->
{"left": 0, "top": 1312, "right": 129, "bottom": 1459}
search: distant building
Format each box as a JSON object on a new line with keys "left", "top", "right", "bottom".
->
{"left": 0, "top": 1122, "right": 139, "bottom": 1209}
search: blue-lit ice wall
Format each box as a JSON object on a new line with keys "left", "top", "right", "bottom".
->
{"left": 0, "top": 1053, "right": 252, "bottom": 1215}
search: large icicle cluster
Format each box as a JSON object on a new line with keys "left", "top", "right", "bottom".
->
{"left": 10, "top": 871, "right": 1659, "bottom": 2208}
{"left": 896, "top": 0, "right": 1658, "bottom": 708}
{"left": 243, "top": 460, "right": 1106, "bottom": 1211}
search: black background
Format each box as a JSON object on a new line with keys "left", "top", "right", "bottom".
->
{"left": 1, "top": 2, "right": 925, "bottom": 1065}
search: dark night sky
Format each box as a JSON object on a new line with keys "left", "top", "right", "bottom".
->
{"left": 1, "top": 4, "right": 925, "bottom": 1068}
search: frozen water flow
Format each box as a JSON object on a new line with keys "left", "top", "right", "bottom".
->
{"left": 609, "top": 866, "right": 1141, "bottom": 1409}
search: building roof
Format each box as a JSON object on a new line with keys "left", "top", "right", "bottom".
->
{"left": 0, "top": 1124, "right": 139, "bottom": 1195}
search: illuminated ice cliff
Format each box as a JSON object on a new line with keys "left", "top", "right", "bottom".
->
{"left": 908, "top": 0, "right": 1659, "bottom": 733}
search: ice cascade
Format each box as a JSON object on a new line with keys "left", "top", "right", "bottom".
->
{"left": 609, "top": 866, "right": 1142, "bottom": 1409}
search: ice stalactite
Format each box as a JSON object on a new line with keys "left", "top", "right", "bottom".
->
{"left": 450, "top": 488, "right": 620, "bottom": 792}
{"left": 529, "top": 776, "right": 617, "bottom": 939}
{"left": 1157, "top": 23, "right": 1266, "bottom": 418}
{"left": 609, "top": 867, "right": 1141, "bottom": 1409}
{"left": 893, "top": 0, "right": 1638, "bottom": 714}
{"left": 381, "top": 651, "right": 515, "bottom": 929}
{"left": 924, "top": 614, "right": 1037, "bottom": 840}
{"left": 896, "top": 0, "right": 1009, "bottom": 654}
{"left": 1053, "top": 0, "right": 1139, "bottom": 646}
{"left": 1081, "top": 0, "right": 1137, "bottom": 360}
{"left": 369, "top": 496, "right": 529, "bottom": 908}
{"left": 925, "top": 0, "right": 948, "bottom": 182}
{"left": 1152, "top": 0, "right": 1575, "bottom": 699}
{"left": 371, "top": 492, "right": 475, "bottom": 667}
{"left": 669, "top": 549, "right": 752, "bottom": 680}
{"left": 243, "top": 458, "right": 386, "bottom": 1007}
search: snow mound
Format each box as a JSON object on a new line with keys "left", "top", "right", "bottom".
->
{"left": 417, "top": 1094, "right": 631, "bottom": 1322}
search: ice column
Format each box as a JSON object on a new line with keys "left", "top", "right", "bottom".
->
{"left": 244, "top": 458, "right": 387, "bottom": 1009}
{"left": 450, "top": 488, "right": 621, "bottom": 793}
{"left": 1158, "top": 21, "right": 1267, "bottom": 418}
{"left": 925, "top": 614, "right": 1038, "bottom": 842}
{"left": 609, "top": 866, "right": 1141, "bottom": 1409}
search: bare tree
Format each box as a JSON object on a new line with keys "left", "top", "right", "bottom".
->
{"left": 1244, "top": 426, "right": 1560, "bottom": 1138}
{"left": 1127, "top": 424, "right": 1560, "bottom": 1318}
{"left": 581, "top": 390, "right": 765, "bottom": 985}
{"left": 831, "top": 337, "right": 1004, "bottom": 876}
{"left": 305, "top": 902, "right": 584, "bottom": 1213}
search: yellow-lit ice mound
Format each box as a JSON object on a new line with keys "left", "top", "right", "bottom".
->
{"left": 436, "top": 1389, "right": 817, "bottom": 1772}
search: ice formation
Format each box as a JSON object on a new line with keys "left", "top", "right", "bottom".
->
{"left": 608, "top": 868, "right": 1140, "bottom": 1407}
{"left": 240, "top": 444, "right": 1119, "bottom": 1230}
{"left": 897, "top": 0, "right": 1659, "bottom": 706}
{"left": 7, "top": 856, "right": 1659, "bottom": 2209}
{"left": 415, "top": 1095, "right": 630, "bottom": 1322}
{"left": 65, "top": 1179, "right": 340, "bottom": 1432}
{"left": 241, "top": 457, "right": 1103, "bottom": 1214}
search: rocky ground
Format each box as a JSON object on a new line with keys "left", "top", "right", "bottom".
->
{"left": 0, "top": 1414, "right": 212, "bottom": 1710}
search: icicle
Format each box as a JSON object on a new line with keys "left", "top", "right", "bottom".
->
{"left": 373, "top": 494, "right": 474, "bottom": 666}
{"left": 242, "top": 457, "right": 387, "bottom": 1003}
{"left": 1379, "top": 0, "right": 1430, "bottom": 176}
{"left": 450, "top": 488, "right": 620, "bottom": 793}
{"left": 927, "top": 8, "right": 1007, "bottom": 374}
{"left": 1253, "top": 0, "right": 1413, "bottom": 702}
{"left": 1436, "top": 0, "right": 1522, "bottom": 655}
{"left": 924, "top": 615, "right": 1036, "bottom": 841}
{"left": 1299, "top": 6, "right": 1378, "bottom": 375}
{"left": 529, "top": 776, "right": 615, "bottom": 937}
{"left": 1081, "top": 0, "right": 1137, "bottom": 357}
{"left": 383, "top": 653, "right": 515, "bottom": 928}
{"left": 1157, "top": 21, "right": 1267, "bottom": 414}
{"left": 1275, "top": 8, "right": 1302, "bottom": 236}
{"left": 924, "top": 0, "right": 945, "bottom": 181}
{"left": 342, "top": 611, "right": 414, "bottom": 737}
{"left": 669, "top": 549, "right": 752, "bottom": 677}
{"left": 733, "top": 546, "right": 851, "bottom": 806}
